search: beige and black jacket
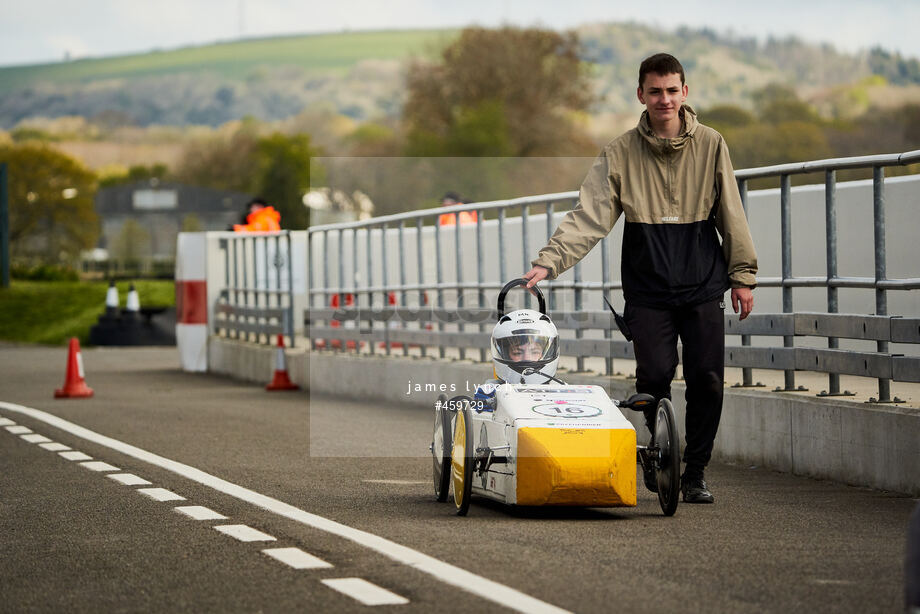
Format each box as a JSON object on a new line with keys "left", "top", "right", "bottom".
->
{"left": 533, "top": 105, "right": 757, "bottom": 308}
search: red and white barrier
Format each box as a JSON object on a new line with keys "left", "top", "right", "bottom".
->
{"left": 175, "top": 233, "right": 208, "bottom": 372}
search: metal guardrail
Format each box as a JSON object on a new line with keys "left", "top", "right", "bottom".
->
{"left": 306, "top": 308, "right": 920, "bottom": 387}
{"left": 305, "top": 150, "right": 920, "bottom": 402}
{"left": 733, "top": 149, "right": 920, "bottom": 401}
{"left": 216, "top": 231, "right": 296, "bottom": 346}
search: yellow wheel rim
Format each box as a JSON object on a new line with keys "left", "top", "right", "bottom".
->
{"left": 451, "top": 410, "right": 467, "bottom": 509}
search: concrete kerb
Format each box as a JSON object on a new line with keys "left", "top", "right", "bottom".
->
{"left": 208, "top": 336, "right": 308, "bottom": 389}
{"left": 207, "top": 336, "right": 920, "bottom": 495}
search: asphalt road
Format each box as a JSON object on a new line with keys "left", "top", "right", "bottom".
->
{"left": 0, "top": 345, "right": 915, "bottom": 613}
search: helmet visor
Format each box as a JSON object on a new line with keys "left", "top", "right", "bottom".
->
{"left": 492, "top": 333, "right": 558, "bottom": 363}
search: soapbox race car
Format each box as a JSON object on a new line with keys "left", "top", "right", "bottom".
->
{"left": 430, "top": 279, "right": 681, "bottom": 517}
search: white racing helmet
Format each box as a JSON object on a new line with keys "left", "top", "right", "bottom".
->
{"left": 491, "top": 309, "right": 559, "bottom": 384}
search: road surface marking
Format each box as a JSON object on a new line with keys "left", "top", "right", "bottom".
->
{"left": 362, "top": 479, "right": 427, "bottom": 485}
{"left": 6, "top": 425, "right": 32, "bottom": 434}
{"left": 80, "top": 461, "right": 120, "bottom": 472}
{"left": 262, "top": 547, "right": 332, "bottom": 570}
{"left": 214, "top": 524, "right": 277, "bottom": 542}
{"left": 59, "top": 451, "right": 92, "bottom": 461}
{"left": 321, "top": 578, "right": 409, "bottom": 606}
{"left": 0, "top": 401, "right": 573, "bottom": 614}
{"left": 137, "top": 487, "right": 186, "bottom": 502}
{"left": 174, "top": 505, "right": 227, "bottom": 521}
{"left": 21, "top": 433, "right": 52, "bottom": 443}
{"left": 39, "top": 442, "right": 71, "bottom": 451}
{"left": 108, "top": 473, "right": 152, "bottom": 486}
{"left": 0, "top": 418, "right": 14, "bottom": 426}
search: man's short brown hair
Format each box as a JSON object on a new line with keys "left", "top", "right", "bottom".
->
{"left": 638, "top": 53, "right": 685, "bottom": 88}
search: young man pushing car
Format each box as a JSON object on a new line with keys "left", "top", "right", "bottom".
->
{"left": 524, "top": 53, "right": 757, "bottom": 504}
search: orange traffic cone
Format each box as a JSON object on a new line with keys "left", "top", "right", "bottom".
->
{"left": 266, "top": 334, "right": 299, "bottom": 391}
{"left": 55, "top": 338, "right": 94, "bottom": 398}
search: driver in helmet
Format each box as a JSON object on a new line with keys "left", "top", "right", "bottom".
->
{"left": 490, "top": 309, "right": 560, "bottom": 385}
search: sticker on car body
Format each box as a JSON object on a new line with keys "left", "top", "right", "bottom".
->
{"left": 531, "top": 403, "right": 602, "bottom": 418}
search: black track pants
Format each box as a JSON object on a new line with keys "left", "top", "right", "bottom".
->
{"left": 625, "top": 298, "right": 725, "bottom": 474}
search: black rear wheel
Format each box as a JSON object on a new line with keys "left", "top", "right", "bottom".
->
{"left": 654, "top": 398, "right": 680, "bottom": 516}
{"left": 431, "top": 394, "right": 451, "bottom": 501}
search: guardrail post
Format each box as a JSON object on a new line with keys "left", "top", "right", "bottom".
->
{"left": 321, "top": 231, "right": 330, "bottom": 349}
{"left": 818, "top": 170, "right": 852, "bottom": 397}
{"left": 545, "top": 202, "right": 555, "bottom": 312}
{"left": 399, "top": 221, "right": 408, "bottom": 357}
{"left": 307, "top": 232, "right": 315, "bottom": 350}
{"left": 601, "top": 234, "right": 613, "bottom": 376}
{"left": 777, "top": 174, "right": 803, "bottom": 392}
{"left": 233, "top": 237, "right": 242, "bottom": 339}
{"left": 455, "top": 213, "right": 465, "bottom": 360}
{"left": 381, "top": 223, "right": 391, "bottom": 356}
{"left": 416, "top": 218, "right": 427, "bottom": 358}
{"left": 521, "top": 204, "right": 530, "bottom": 310}
{"left": 435, "top": 217, "right": 445, "bottom": 359}
{"left": 476, "top": 211, "right": 486, "bottom": 363}
{"left": 352, "top": 228, "right": 359, "bottom": 352}
{"left": 736, "top": 179, "right": 757, "bottom": 387}
{"left": 335, "top": 229, "right": 345, "bottom": 351}
{"left": 284, "top": 232, "right": 294, "bottom": 348}
{"left": 872, "top": 166, "right": 896, "bottom": 403}
{"left": 573, "top": 200, "right": 584, "bottom": 373}
{"left": 259, "top": 236, "right": 266, "bottom": 342}
{"left": 365, "top": 225, "right": 375, "bottom": 355}
{"left": 498, "top": 208, "right": 506, "bottom": 291}
{"left": 219, "top": 237, "right": 229, "bottom": 338}
{"left": 244, "top": 237, "right": 253, "bottom": 342}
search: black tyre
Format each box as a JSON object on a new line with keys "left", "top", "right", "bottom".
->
{"left": 451, "top": 404, "right": 474, "bottom": 516}
{"left": 432, "top": 394, "right": 451, "bottom": 501}
{"left": 655, "top": 398, "right": 680, "bottom": 516}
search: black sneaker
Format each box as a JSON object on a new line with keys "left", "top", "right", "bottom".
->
{"left": 681, "top": 475, "right": 714, "bottom": 504}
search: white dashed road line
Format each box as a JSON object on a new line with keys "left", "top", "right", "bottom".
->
{"left": 174, "top": 505, "right": 227, "bottom": 521}
{"left": 107, "top": 473, "right": 153, "bottom": 486}
{"left": 6, "top": 425, "right": 32, "bottom": 434}
{"left": 321, "top": 578, "right": 409, "bottom": 606}
{"left": 59, "top": 451, "right": 93, "bottom": 461}
{"left": 80, "top": 461, "right": 120, "bottom": 472}
{"left": 262, "top": 547, "right": 333, "bottom": 570}
{"left": 39, "top": 442, "right": 71, "bottom": 451}
{"left": 214, "top": 524, "right": 277, "bottom": 543}
{"left": 0, "top": 401, "right": 572, "bottom": 614}
{"left": 137, "top": 487, "right": 186, "bottom": 502}
{"left": 21, "top": 433, "right": 52, "bottom": 444}
{"left": 0, "top": 417, "right": 15, "bottom": 426}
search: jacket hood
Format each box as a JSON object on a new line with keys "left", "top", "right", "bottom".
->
{"left": 638, "top": 104, "right": 698, "bottom": 153}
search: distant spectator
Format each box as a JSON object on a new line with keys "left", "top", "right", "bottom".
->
{"left": 233, "top": 197, "right": 282, "bottom": 232}
{"left": 438, "top": 191, "right": 478, "bottom": 226}
{"left": 240, "top": 198, "right": 267, "bottom": 226}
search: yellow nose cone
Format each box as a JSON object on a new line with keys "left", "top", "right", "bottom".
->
{"left": 516, "top": 427, "right": 637, "bottom": 506}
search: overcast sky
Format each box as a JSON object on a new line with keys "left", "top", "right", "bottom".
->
{"left": 1, "top": 0, "right": 917, "bottom": 67}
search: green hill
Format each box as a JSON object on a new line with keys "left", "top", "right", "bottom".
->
{"left": 0, "top": 24, "right": 917, "bottom": 128}
{"left": 0, "top": 29, "right": 453, "bottom": 90}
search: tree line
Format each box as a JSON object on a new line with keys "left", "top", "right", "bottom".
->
{"left": 2, "top": 26, "right": 919, "bottom": 272}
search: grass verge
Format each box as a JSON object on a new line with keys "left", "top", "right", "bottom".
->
{"left": 0, "top": 280, "right": 174, "bottom": 346}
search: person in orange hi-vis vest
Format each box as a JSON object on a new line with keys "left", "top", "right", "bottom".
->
{"left": 233, "top": 198, "right": 282, "bottom": 232}
{"left": 437, "top": 191, "right": 477, "bottom": 226}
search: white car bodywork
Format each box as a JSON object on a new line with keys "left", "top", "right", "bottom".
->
{"left": 465, "top": 383, "right": 637, "bottom": 507}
